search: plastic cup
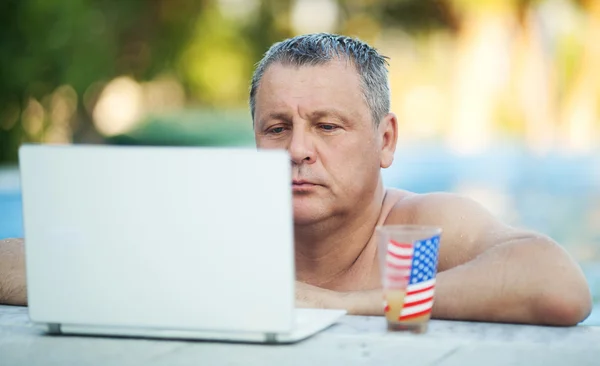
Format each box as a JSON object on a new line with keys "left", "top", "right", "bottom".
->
{"left": 376, "top": 225, "right": 442, "bottom": 333}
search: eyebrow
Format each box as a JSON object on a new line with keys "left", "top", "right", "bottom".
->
{"left": 257, "top": 108, "right": 351, "bottom": 128}
{"left": 307, "top": 109, "right": 350, "bottom": 124}
{"left": 258, "top": 112, "right": 292, "bottom": 128}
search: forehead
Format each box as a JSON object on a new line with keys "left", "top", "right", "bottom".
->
{"left": 254, "top": 60, "right": 367, "bottom": 117}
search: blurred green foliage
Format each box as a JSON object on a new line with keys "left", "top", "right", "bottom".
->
{"left": 0, "top": 0, "right": 290, "bottom": 163}
{"left": 106, "top": 109, "right": 256, "bottom": 147}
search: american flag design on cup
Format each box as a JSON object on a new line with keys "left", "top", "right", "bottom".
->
{"left": 384, "top": 235, "right": 440, "bottom": 322}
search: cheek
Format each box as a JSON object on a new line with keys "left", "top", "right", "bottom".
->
{"left": 255, "top": 136, "right": 285, "bottom": 149}
{"left": 324, "top": 140, "right": 380, "bottom": 189}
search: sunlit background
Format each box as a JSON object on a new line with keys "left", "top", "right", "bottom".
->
{"left": 0, "top": 0, "right": 599, "bottom": 323}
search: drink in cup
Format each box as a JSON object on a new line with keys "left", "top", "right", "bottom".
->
{"left": 376, "top": 225, "right": 442, "bottom": 333}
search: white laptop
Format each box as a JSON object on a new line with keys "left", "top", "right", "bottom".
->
{"left": 18, "top": 144, "right": 346, "bottom": 344}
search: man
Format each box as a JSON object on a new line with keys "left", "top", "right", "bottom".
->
{"left": 0, "top": 33, "right": 593, "bottom": 325}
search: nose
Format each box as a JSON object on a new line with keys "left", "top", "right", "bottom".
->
{"left": 288, "top": 127, "right": 316, "bottom": 165}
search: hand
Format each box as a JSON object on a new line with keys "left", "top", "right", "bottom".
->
{"left": 0, "top": 238, "right": 27, "bottom": 306}
{"left": 295, "top": 281, "right": 383, "bottom": 316}
{"left": 295, "top": 281, "right": 342, "bottom": 309}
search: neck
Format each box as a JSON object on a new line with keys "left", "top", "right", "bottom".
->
{"left": 294, "top": 180, "right": 386, "bottom": 287}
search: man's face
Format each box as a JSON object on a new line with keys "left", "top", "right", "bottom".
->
{"left": 253, "top": 60, "right": 393, "bottom": 225}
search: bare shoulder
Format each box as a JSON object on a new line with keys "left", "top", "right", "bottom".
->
{"left": 385, "top": 191, "right": 519, "bottom": 271}
{"left": 385, "top": 190, "right": 501, "bottom": 227}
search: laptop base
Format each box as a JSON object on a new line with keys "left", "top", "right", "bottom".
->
{"left": 38, "top": 308, "right": 347, "bottom": 344}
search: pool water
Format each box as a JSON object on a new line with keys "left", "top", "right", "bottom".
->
{"left": 0, "top": 191, "right": 22, "bottom": 239}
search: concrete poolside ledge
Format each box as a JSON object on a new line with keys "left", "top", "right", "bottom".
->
{"left": 1, "top": 305, "right": 599, "bottom": 366}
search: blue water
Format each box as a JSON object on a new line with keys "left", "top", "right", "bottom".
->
{"left": 0, "top": 191, "right": 22, "bottom": 239}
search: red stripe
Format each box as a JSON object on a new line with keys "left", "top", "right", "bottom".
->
{"left": 388, "top": 285, "right": 409, "bottom": 290}
{"left": 406, "top": 284, "right": 434, "bottom": 296}
{"left": 388, "top": 251, "right": 412, "bottom": 260}
{"left": 387, "top": 274, "right": 410, "bottom": 282}
{"left": 386, "top": 262, "right": 411, "bottom": 270}
{"left": 403, "top": 296, "right": 433, "bottom": 308}
{"left": 399, "top": 308, "right": 431, "bottom": 321}
{"left": 389, "top": 240, "right": 412, "bottom": 249}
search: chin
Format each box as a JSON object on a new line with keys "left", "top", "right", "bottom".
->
{"left": 293, "top": 215, "right": 321, "bottom": 226}
{"left": 292, "top": 205, "right": 328, "bottom": 226}
{"left": 291, "top": 194, "right": 336, "bottom": 226}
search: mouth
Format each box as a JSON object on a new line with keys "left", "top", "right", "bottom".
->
{"left": 292, "top": 180, "right": 320, "bottom": 192}
{"left": 293, "top": 179, "right": 316, "bottom": 185}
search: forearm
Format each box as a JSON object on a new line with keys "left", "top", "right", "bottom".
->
{"left": 432, "top": 237, "right": 592, "bottom": 325}
{"left": 296, "top": 280, "right": 384, "bottom": 316}
{"left": 0, "top": 238, "right": 27, "bottom": 306}
{"left": 342, "top": 288, "right": 383, "bottom": 316}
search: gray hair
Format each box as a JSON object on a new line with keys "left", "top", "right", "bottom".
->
{"left": 249, "top": 33, "right": 390, "bottom": 126}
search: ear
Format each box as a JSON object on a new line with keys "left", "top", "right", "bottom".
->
{"left": 378, "top": 112, "right": 398, "bottom": 169}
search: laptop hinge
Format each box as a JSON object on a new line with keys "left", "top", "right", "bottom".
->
{"left": 47, "top": 323, "right": 62, "bottom": 334}
{"left": 264, "top": 333, "right": 277, "bottom": 343}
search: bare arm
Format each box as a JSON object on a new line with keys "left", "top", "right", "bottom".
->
{"left": 431, "top": 232, "right": 591, "bottom": 325}
{"left": 406, "top": 192, "right": 592, "bottom": 325}
{"left": 0, "top": 238, "right": 27, "bottom": 306}
{"left": 296, "top": 193, "right": 592, "bottom": 325}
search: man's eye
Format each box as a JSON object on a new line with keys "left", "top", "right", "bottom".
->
{"left": 320, "top": 124, "right": 338, "bottom": 131}
{"left": 269, "top": 127, "right": 286, "bottom": 134}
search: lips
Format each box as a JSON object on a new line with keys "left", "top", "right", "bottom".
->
{"left": 292, "top": 179, "right": 321, "bottom": 192}
{"left": 292, "top": 180, "right": 317, "bottom": 186}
